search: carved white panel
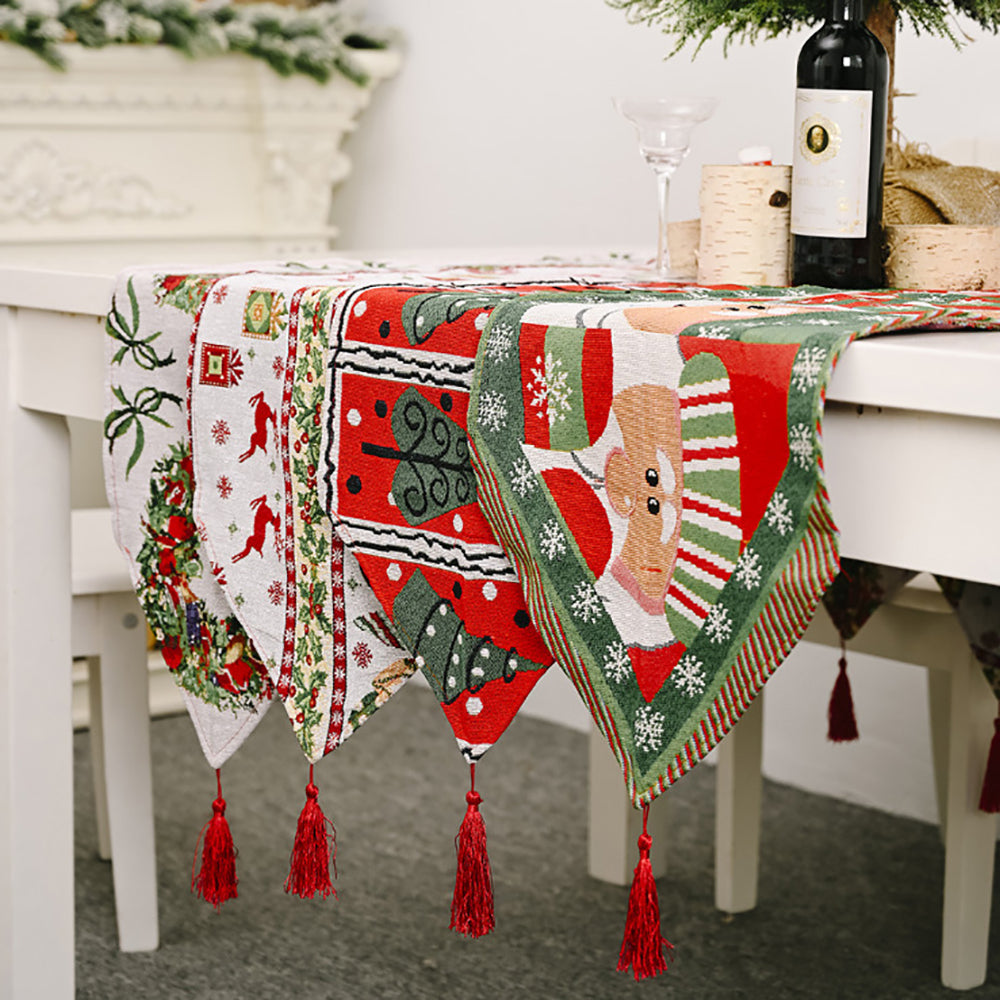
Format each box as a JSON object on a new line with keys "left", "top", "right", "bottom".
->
{"left": 0, "top": 44, "right": 401, "bottom": 266}
{"left": 0, "top": 139, "right": 190, "bottom": 223}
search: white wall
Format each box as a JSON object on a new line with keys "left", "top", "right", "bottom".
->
{"left": 332, "top": 0, "right": 1000, "bottom": 825}
{"left": 334, "top": 0, "right": 1000, "bottom": 253}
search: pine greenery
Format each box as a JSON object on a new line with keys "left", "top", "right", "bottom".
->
{"left": 607, "top": 0, "right": 1000, "bottom": 55}
{"left": 0, "top": 0, "right": 392, "bottom": 83}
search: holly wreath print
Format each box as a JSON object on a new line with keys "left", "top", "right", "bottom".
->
{"left": 136, "top": 440, "right": 273, "bottom": 713}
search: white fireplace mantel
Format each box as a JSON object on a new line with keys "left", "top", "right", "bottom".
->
{"left": 0, "top": 43, "right": 401, "bottom": 269}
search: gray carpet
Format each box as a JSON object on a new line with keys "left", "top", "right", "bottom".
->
{"left": 75, "top": 683, "right": 1000, "bottom": 999}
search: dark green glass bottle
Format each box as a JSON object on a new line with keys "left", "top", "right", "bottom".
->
{"left": 791, "top": 0, "right": 889, "bottom": 287}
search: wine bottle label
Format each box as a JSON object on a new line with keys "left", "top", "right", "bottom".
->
{"left": 790, "top": 88, "right": 873, "bottom": 238}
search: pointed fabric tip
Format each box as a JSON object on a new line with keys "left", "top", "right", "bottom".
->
{"left": 192, "top": 769, "right": 238, "bottom": 909}
{"left": 450, "top": 763, "right": 495, "bottom": 938}
{"left": 286, "top": 764, "right": 337, "bottom": 899}
{"left": 618, "top": 802, "right": 673, "bottom": 980}
{"left": 828, "top": 645, "right": 859, "bottom": 743}
{"left": 978, "top": 714, "right": 1000, "bottom": 813}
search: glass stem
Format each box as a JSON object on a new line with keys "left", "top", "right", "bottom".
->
{"left": 655, "top": 168, "right": 671, "bottom": 277}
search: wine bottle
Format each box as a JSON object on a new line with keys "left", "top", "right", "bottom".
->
{"left": 790, "top": 0, "right": 889, "bottom": 288}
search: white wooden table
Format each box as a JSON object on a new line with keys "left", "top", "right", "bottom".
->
{"left": 1, "top": 265, "right": 998, "bottom": 997}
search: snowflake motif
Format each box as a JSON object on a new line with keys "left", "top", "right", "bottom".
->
{"left": 526, "top": 352, "right": 572, "bottom": 427}
{"left": 216, "top": 475, "right": 233, "bottom": 500}
{"left": 332, "top": 689, "right": 346, "bottom": 706}
{"left": 765, "top": 491, "right": 794, "bottom": 536}
{"left": 333, "top": 593, "right": 346, "bottom": 613}
{"left": 538, "top": 518, "right": 567, "bottom": 561}
{"left": 734, "top": 547, "right": 762, "bottom": 590}
{"left": 478, "top": 389, "right": 509, "bottom": 433}
{"left": 671, "top": 654, "right": 707, "bottom": 697}
{"left": 352, "top": 642, "right": 373, "bottom": 670}
{"left": 788, "top": 422, "right": 814, "bottom": 469}
{"left": 634, "top": 705, "right": 665, "bottom": 753}
{"left": 212, "top": 284, "right": 228, "bottom": 305}
{"left": 267, "top": 580, "right": 283, "bottom": 606}
{"left": 791, "top": 346, "right": 827, "bottom": 392}
{"left": 510, "top": 456, "right": 536, "bottom": 497}
{"left": 602, "top": 641, "right": 631, "bottom": 684}
{"left": 332, "top": 569, "right": 344, "bottom": 588}
{"left": 272, "top": 356, "right": 285, "bottom": 380}
{"left": 693, "top": 324, "right": 732, "bottom": 339}
{"left": 570, "top": 580, "right": 603, "bottom": 623}
{"left": 704, "top": 603, "right": 733, "bottom": 644}
{"left": 485, "top": 322, "right": 514, "bottom": 363}
{"left": 334, "top": 664, "right": 347, "bottom": 682}
{"left": 210, "top": 419, "right": 231, "bottom": 445}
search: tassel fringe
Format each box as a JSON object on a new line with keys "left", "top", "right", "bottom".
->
{"left": 618, "top": 802, "right": 673, "bottom": 980}
{"left": 286, "top": 764, "right": 337, "bottom": 899}
{"left": 450, "top": 763, "right": 495, "bottom": 938}
{"left": 979, "top": 714, "right": 1000, "bottom": 813}
{"left": 192, "top": 769, "right": 239, "bottom": 909}
{"left": 828, "top": 643, "right": 859, "bottom": 743}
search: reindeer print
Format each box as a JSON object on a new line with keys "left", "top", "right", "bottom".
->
{"left": 233, "top": 494, "right": 281, "bottom": 562}
{"left": 239, "top": 391, "right": 277, "bottom": 462}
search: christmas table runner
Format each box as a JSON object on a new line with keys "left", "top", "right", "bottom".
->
{"left": 189, "top": 271, "right": 418, "bottom": 764}
{"left": 466, "top": 287, "right": 1000, "bottom": 808}
{"left": 103, "top": 256, "right": 1000, "bottom": 973}
{"left": 820, "top": 557, "right": 1000, "bottom": 805}
{"left": 104, "top": 268, "right": 277, "bottom": 771}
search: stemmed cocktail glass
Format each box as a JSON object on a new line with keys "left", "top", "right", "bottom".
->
{"left": 613, "top": 96, "right": 718, "bottom": 279}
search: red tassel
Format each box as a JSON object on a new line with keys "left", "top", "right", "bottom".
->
{"left": 191, "top": 769, "right": 238, "bottom": 909}
{"left": 978, "top": 714, "right": 1000, "bottom": 813}
{"left": 618, "top": 802, "right": 673, "bottom": 980}
{"left": 450, "top": 763, "right": 495, "bottom": 938}
{"left": 827, "top": 643, "right": 859, "bottom": 742}
{"left": 285, "top": 764, "right": 337, "bottom": 899}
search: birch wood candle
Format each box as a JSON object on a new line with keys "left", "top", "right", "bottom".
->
{"left": 884, "top": 224, "right": 1000, "bottom": 290}
{"left": 698, "top": 165, "right": 792, "bottom": 286}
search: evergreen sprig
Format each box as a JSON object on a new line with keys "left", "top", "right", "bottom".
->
{"left": 0, "top": 0, "right": 392, "bottom": 83}
{"left": 607, "top": 0, "right": 1000, "bottom": 54}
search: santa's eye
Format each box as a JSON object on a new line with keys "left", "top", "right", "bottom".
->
{"left": 647, "top": 497, "right": 660, "bottom": 515}
{"left": 645, "top": 468, "right": 658, "bottom": 487}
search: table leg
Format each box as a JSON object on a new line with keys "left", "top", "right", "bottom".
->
{"left": 0, "top": 302, "right": 74, "bottom": 999}
{"left": 588, "top": 725, "right": 667, "bottom": 885}
{"left": 941, "top": 650, "right": 997, "bottom": 990}
{"left": 97, "top": 592, "right": 158, "bottom": 952}
{"left": 714, "top": 693, "right": 764, "bottom": 914}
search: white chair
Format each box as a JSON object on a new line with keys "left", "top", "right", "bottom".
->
{"left": 72, "top": 507, "right": 158, "bottom": 952}
{"left": 588, "top": 575, "right": 997, "bottom": 990}
{"left": 714, "top": 575, "right": 996, "bottom": 991}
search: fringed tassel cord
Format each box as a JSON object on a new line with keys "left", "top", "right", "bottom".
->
{"left": 618, "top": 801, "right": 673, "bottom": 980}
{"left": 979, "top": 712, "right": 1000, "bottom": 813}
{"left": 286, "top": 764, "right": 337, "bottom": 899}
{"left": 450, "top": 762, "right": 495, "bottom": 937}
{"left": 827, "top": 640, "right": 859, "bottom": 742}
{"left": 192, "top": 768, "right": 239, "bottom": 909}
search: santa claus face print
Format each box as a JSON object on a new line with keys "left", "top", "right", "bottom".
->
{"left": 603, "top": 383, "right": 684, "bottom": 609}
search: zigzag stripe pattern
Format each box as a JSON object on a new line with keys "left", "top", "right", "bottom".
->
{"left": 645, "top": 486, "right": 840, "bottom": 801}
